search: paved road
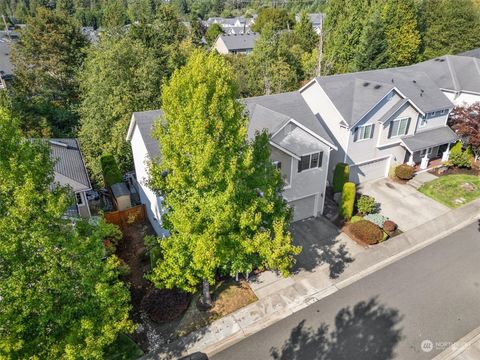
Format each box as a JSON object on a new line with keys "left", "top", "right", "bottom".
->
{"left": 211, "top": 222, "right": 480, "bottom": 360}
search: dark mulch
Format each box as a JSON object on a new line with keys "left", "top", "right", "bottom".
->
{"left": 141, "top": 288, "right": 192, "bottom": 323}
{"left": 429, "top": 166, "right": 480, "bottom": 176}
{"left": 342, "top": 223, "right": 369, "bottom": 248}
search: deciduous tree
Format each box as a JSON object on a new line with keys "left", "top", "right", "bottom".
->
{"left": 0, "top": 109, "right": 133, "bottom": 359}
{"left": 449, "top": 103, "right": 480, "bottom": 158}
{"left": 147, "top": 51, "right": 300, "bottom": 302}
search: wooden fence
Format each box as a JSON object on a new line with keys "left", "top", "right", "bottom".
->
{"left": 104, "top": 204, "right": 146, "bottom": 229}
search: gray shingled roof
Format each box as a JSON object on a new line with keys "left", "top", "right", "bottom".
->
{"left": 42, "top": 138, "right": 91, "bottom": 192}
{"left": 410, "top": 55, "right": 480, "bottom": 94}
{"left": 316, "top": 67, "right": 453, "bottom": 126}
{"left": 131, "top": 110, "right": 163, "bottom": 158}
{"left": 401, "top": 127, "right": 458, "bottom": 152}
{"left": 458, "top": 48, "right": 480, "bottom": 59}
{"left": 219, "top": 33, "right": 259, "bottom": 51}
{"left": 243, "top": 91, "right": 334, "bottom": 146}
{"left": 0, "top": 34, "right": 13, "bottom": 77}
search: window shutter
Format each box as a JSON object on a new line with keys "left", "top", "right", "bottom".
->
{"left": 369, "top": 124, "right": 375, "bottom": 138}
{"left": 405, "top": 118, "right": 411, "bottom": 135}
{"left": 319, "top": 152, "right": 323, "bottom": 168}
{"left": 354, "top": 128, "right": 359, "bottom": 142}
{"left": 298, "top": 158, "right": 302, "bottom": 172}
{"left": 388, "top": 121, "right": 396, "bottom": 138}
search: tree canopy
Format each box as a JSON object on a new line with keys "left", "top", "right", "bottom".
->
{"left": 147, "top": 50, "right": 300, "bottom": 293}
{"left": 0, "top": 109, "right": 133, "bottom": 359}
{"left": 10, "top": 7, "right": 88, "bottom": 136}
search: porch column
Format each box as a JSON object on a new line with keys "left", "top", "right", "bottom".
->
{"left": 442, "top": 143, "right": 451, "bottom": 162}
{"left": 407, "top": 152, "right": 415, "bottom": 166}
{"left": 420, "top": 152, "right": 429, "bottom": 169}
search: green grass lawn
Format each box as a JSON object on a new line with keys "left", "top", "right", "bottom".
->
{"left": 419, "top": 174, "right": 480, "bottom": 208}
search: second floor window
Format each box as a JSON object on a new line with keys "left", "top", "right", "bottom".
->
{"left": 389, "top": 118, "right": 410, "bottom": 138}
{"left": 354, "top": 124, "right": 374, "bottom": 141}
{"left": 298, "top": 152, "right": 323, "bottom": 172}
{"left": 272, "top": 161, "right": 281, "bottom": 170}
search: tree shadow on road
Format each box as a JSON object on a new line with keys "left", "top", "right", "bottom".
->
{"left": 270, "top": 297, "right": 403, "bottom": 360}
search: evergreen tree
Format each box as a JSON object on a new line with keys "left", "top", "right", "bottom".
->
{"left": 355, "top": 6, "right": 388, "bottom": 71}
{"left": 294, "top": 12, "right": 319, "bottom": 53}
{"left": 148, "top": 50, "right": 300, "bottom": 302}
{"left": 78, "top": 35, "right": 162, "bottom": 183}
{"left": 10, "top": 7, "right": 87, "bottom": 136}
{"left": 421, "top": 0, "right": 480, "bottom": 59}
{"left": 323, "top": 0, "right": 369, "bottom": 74}
{"left": 251, "top": 7, "right": 295, "bottom": 33}
{"left": 381, "top": 0, "right": 421, "bottom": 66}
{"left": 0, "top": 110, "right": 133, "bottom": 359}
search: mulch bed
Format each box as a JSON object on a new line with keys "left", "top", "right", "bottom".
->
{"left": 342, "top": 223, "right": 370, "bottom": 248}
{"left": 429, "top": 166, "right": 480, "bottom": 176}
{"left": 141, "top": 288, "right": 192, "bottom": 323}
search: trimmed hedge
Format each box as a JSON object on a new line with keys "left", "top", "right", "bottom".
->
{"left": 450, "top": 141, "right": 463, "bottom": 155}
{"left": 333, "top": 163, "right": 350, "bottom": 193}
{"left": 100, "top": 154, "right": 123, "bottom": 186}
{"left": 340, "top": 182, "right": 356, "bottom": 220}
{"left": 395, "top": 164, "right": 415, "bottom": 180}
{"left": 450, "top": 151, "right": 472, "bottom": 168}
{"left": 350, "top": 220, "right": 383, "bottom": 245}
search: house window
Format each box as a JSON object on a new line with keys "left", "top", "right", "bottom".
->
{"left": 389, "top": 118, "right": 410, "bottom": 138}
{"left": 272, "top": 161, "right": 281, "bottom": 170}
{"left": 420, "top": 148, "right": 433, "bottom": 157}
{"left": 76, "top": 192, "right": 83, "bottom": 205}
{"left": 298, "top": 152, "right": 323, "bottom": 172}
{"left": 354, "top": 124, "right": 374, "bottom": 141}
{"left": 427, "top": 111, "right": 435, "bottom": 118}
{"left": 419, "top": 115, "right": 427, "bottom": 128}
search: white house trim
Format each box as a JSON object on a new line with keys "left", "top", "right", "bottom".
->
{"left": 349, "top": 154, "right": 391, "bottom": 167}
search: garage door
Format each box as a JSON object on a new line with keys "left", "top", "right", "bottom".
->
{"left": 290, "top": 195, "right": 316, "bottom": 222}
{"left": 350, "top": 157, "right": 389, "bottom": 184}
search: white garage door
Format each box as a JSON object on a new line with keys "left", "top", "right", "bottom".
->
{"left": 290, "top": 195, "right": 317, "bottom": 222}
{"left": 350, "top": 157, "right": 390, "bottom": 184}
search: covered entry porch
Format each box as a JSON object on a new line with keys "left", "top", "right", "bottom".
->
{"left": 401, "top": 127, "right": 458, "bottom": 170}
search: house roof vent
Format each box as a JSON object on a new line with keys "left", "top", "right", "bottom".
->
{"left": 49, "top": 140, "right": 69, "bottom": 148}
{"left": 363, "top": 82, "right": 370, "bottom": 87}
{"left": 374, "top": 84, "right": 381, "bottom": 89}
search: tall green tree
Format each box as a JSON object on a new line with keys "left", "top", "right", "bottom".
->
{"left": 252, "top": 7, "right": 295, "bottom": 33}
{"left": 147, "top": 50, "right": 300, "bottom": 303}
{"left": 0, "top": 109, "right": 134, "bottom": 359}
{"left": 205, "top": 22, "right": 224, "bottom": 46}
{"left": 381, "top": 0, "right": 421, "bottom": 66}
{"left": 11, "top": 7, "right": 87, "bottom": 136}
{"left": 354, "top": 6, "right": 388, "bottom": 71}
{"left": 78, "top": 35, "right": 162, "bottom": 183}
{"left": 323, "top": 0, "right": 369, "bottom": 74}
{"left": 421, "top": 0, "right": 480, "bottom": 59}
{"left": 294, "top": 12, "right": 319, "bottom": 53}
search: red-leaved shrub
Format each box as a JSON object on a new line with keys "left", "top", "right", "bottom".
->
{"left": 383, "top": 220, "right": 397, "bottom": 232}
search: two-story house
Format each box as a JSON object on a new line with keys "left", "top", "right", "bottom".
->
{"left": 410, "top": 55, "right": 480, "bottom": 106}
{"left": 126, "top": 92, "right": 336, "bottom": 232}
{"left": 300, "top": 67, "right": 457, "bottom": 183}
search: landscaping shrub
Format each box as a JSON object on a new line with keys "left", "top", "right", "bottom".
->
{"left": 383, "top": 220, "right": 397, "bottom": 232}
{"left": 340, "top": 182, "right": 356, "bottom": 220}
{"left": 395, "top": 164, "right": 415, "bottom": 180}
{"left": 356, "top": 195, "right": 376, "bottom": 215}
{"left": 450, "top": 141, "right": 463, "bottom": 155}
{"left": 349, "top": 220, "right": 384, "bottom": 245}
{"left": 333, "top": 163, "right": 350, "bottom": 193}
{"left": 364, "top": 213, "right": 388, "bottom": 228}
{"left": 150, "top": 245, "right": 162, "bottom": 269}
{"left": 100, "top": 154, "right": 123, "bottom": 186}
{"left": 141, "top": 288, "right": 191, "bottom": 323}
{"left": 117, "top": 258, "right": 131, "bottom": 276}
{"left": 450, "top": 151, "right": 472, "bottom": 168}
{"left": 350, "top": 215, "right": 363, "bottom": 224}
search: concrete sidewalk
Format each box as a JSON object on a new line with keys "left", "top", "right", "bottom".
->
{"left": 432, "top": 326, "right": 480, "bottom": 360}
{"left": 144, "top": 198, "right": 480, "bottom": 360}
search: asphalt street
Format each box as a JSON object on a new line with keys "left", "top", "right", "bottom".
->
{"left": 211, "top": 221, "right": 480, "bottom": 360}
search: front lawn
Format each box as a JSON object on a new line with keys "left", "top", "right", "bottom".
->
{"left": 419, "top": 174, "right": 480, "bottom": 208}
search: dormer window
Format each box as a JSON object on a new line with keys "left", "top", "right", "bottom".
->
{"left": 354, "top": 124, "right": 374, "bottom": 142}
{"left": 389, "top": 117, "right": 410, "bottom": 138}
{"left": 298, "top": 152, "right": 323, "bottom": 172}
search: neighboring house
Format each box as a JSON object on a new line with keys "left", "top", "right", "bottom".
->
{"left": 42, "top": 139, "right": 92, "bottom": 218}
{"left": 127, "top": 92, "right": 336, "bottom": 231}
{"left": 244, "top": 92, "right": 336, "bottom": 221}
{"left": 0, "top": 30, "right": 17, "bottom": 89}
{"left": 126, "top": 110, "right": 168, "bottom": 236}
{"left": 410, "top": 55, "right": 480, "bottom": 106}
{"left": 300, "top": 67, "right": 457, "bottom": 183}
{"left": 204, "top": 16, "right": 255, "bottom": 29}
{"left": 458, "top": 48, "right": 480, "bottom": 59}
{"left": 223, "top": 26, "right": 252, "bottom": 35}
{"left": 295, "top": 13, "right": 324, "bottom": 35}
{"left": 214, "top": 33, "right": 259, "bottom": 55}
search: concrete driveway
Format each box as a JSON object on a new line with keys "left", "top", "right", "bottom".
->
{"left": 358, "top": 178, "right": 449, "bottom": 231}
